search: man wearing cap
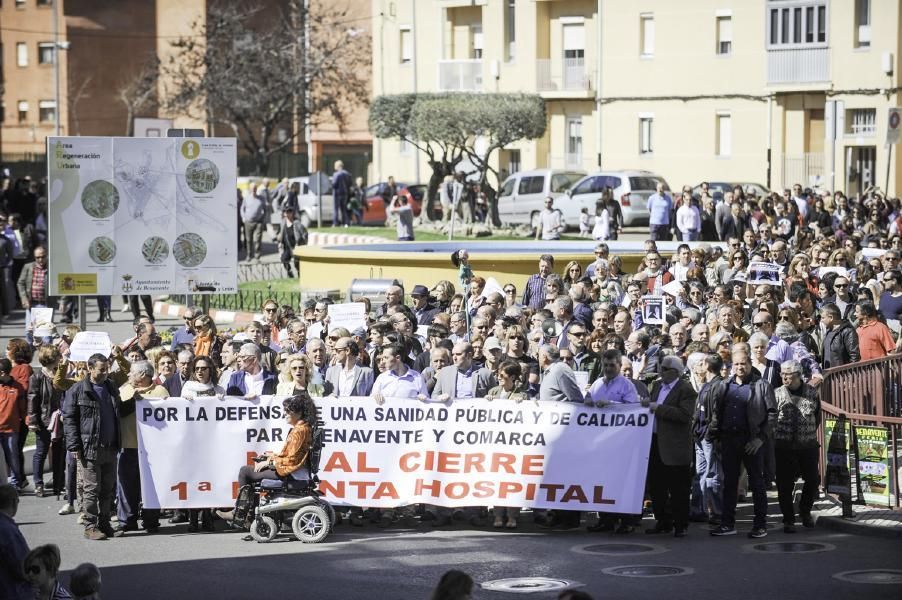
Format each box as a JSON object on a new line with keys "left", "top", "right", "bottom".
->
{"left": 410, "top": 285, "right": 440, "bottom": 325}
{"left": 432, "top": 342, "right": 496, "bottom": 401}
{"left": 643, "top": 355, "right": 696, "bottom": 538}
{"left": 773, "top": 360, "right": 820, "bottom": 533}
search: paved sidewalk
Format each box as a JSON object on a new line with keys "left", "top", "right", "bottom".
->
{"left": 812, "top": 495, "right": 902, "bottom": 539}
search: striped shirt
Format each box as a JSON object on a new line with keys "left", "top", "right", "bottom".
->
{"left": 521, "top": 274, "right": 546, "bottom": 310}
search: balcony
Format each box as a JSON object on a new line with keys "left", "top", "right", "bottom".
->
{"left": 767, "top": 46, "right": 830, "bottom": 86}
{"left": 537, "top": 58, "right": 592, "bottom": 94}
{"left": 438, "top": 60, "right": 483, "bottom": 92}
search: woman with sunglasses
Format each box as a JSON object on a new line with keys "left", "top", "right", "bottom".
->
{"left": 277, "top": 353, "right": 326, "bottom": 397}
{"left": 720, "top": 251, "right": 747, "bottom": 285}
{"left": 502, "top": 284, "right": 520, "bottom": 308}
{"left": 23, "top": 544, "right": 70, "bottom": 600}
{"left": 561, "top": 261, "right": 584, "bottom": 291}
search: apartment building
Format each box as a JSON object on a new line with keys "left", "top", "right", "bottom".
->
{"left": 373, "top": 0, "right": 902, "bottom": 197}
{"left": 1, "top": 0, "right": 372, "bottom": 176}
{"left": 0, "top": 0, "right": 68, "bottom": 157}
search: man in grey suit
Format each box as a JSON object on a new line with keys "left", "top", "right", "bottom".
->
{"left": 324, "top": 337, "right": 374, "bottom": 397}
{"left": 432, "top": 342, "right": 496, "bottom": 400}
{"left": 643, "top": 355, "right": 696, "bottom": 538}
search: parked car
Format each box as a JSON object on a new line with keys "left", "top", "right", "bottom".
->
{"left": 692, "top": 181, "right": 770, "bottom": 202}
{"left": 286, "top": 176, "right": 334, "bottom": 227}
{"left": 567, "top": 170, "right": 670, "bottom": 227}
{"left": 361, "top": 182, "right": 426, "bottom": 225}
{"left": 497, "top": 169, "right": 585, "bottom": 229}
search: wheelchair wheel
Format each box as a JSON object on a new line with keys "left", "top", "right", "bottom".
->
{"left": 292, "top": 505, "right": 331, "bottom": 543}
{"left": 250, "top": 515, "right": 278, "bottom": 543}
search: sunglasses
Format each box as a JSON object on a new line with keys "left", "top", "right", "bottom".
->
{"left": 194, "top": 366, "right": 210, "bottom": 372}
{"left": 569, "top": 331, "right": 587, "bottom": 337}
{"left": 26, "top": 565, "right": 41, "bottom": 575}
{"left": 752, "top": 321, "right": 769, "bottom": 327}
{"left": 291, "top": 365, "right": 306, "bottom": 370}
{"left": 264, "top": 307, "right": 277, "bottom": 312}
{"left": 779, "top": 315, "right": 792, "bottom": 321}
{"left": 328, "top": 336, "right": 340, "bottom": 341}
{"left": 834, "top": 283, "right": 848, "bottom": 288}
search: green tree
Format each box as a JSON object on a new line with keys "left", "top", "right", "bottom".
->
{"left": 370, "top": 93, "right": 546, "bottom": 225}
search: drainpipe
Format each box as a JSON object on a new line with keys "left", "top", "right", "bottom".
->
{"left": 766, "top": 95, "right": 773, "bottom": 189}
{"left": 411, "top": 0, "right": 420, "bottom": 185}
{"left": 595, "top": 0, "right": 603, "bottom": 169}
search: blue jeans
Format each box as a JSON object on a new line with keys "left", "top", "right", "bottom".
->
{"left": 32, "top": 428, "right": 51, "bottom": 487}
{"left": 0, "top": 432, "right": 23, "bottom": 485}
{"left": 650, "top": 224, "right": 671, "bottom": 241}
{"left": 694, "top": 439, "right": 723, "bottom": 518}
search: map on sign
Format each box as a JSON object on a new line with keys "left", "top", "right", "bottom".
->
{"left": 47, "top": 137, "right": 237, "bottom": 296}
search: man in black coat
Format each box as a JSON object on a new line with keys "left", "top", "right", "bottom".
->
{"left": 820, "top": 303, "right": 860, "bottom": 369}
{"left": 278, "top": 207, "right": 308, "bottom": 278}
{"left": 63, "top": 354, "right": 128, "bottom": 540}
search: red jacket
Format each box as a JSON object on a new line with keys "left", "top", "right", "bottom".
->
{"left": 0, "top": 381, "right": 24, "bottom": 432}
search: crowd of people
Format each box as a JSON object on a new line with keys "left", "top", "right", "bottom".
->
{"left": 4, "top": 172, "right": 902, "bottom": 592}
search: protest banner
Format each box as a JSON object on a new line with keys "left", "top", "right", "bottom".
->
{"left": 642, "top": 296, "right": 665, "bottom": 325}
{"left": 30, "top": 307, "right": 54, "bottom": 329}
{"left": 68, "top": 331, "right": 112, "bottom": 362}
{"left": 855, "top": 426, "right": 892, "bottom": 507}
{"left": 746, "top": 262, "right": 783, "bottom": 285}
{"left": 817, "top": 266, "right": 849, "bottom": 279}
{"left": 327, "top": 302, "right": 367, "bottom": 333}
{"left": 860, "top": 247, "right": 887, "bottom": 259}
{"left": 137, "top": 396, "right": 654, "bottom": 513}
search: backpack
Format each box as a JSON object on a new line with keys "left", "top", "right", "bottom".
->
{"left": 297, "top": 224, "right": 309, "bottom": 247}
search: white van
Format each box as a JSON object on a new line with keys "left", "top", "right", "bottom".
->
{"left": 497, "top": 169, "right": 585, "bottom": 228}
{"left": 568, "top": 170, "right": 670, "bottom": 227}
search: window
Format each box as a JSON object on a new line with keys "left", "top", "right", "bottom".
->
{"left": 767, "top": 1, "right": 827, "bottom": 48}
{"left": 472, "top": 26, "right": 483, "bottom": 59}
{"left": 716, "top": 113, "right": 732, "bottom": 157}
{"left": 518, "top": 176, "right": 545, "bottom": 195}
{"left": 640, "top": 14, "right": 655, "bottom": 56}
{"left": 17, "top": 100, "right": 28, "bottom": 123}
{"left": 505, "top": 0, "right": 516, "bottom": 61}
{"left": 499, "top": 178, "right": 515, "bottom": 198}
{"left": 571, "top": 176, "right": 602, "bottom": 196}
{"left": 399, "top": 28, "right": 412, "bottom": 64}
{"left": 38, "top": 42, "right": 55, "bottom": 65}
{"left": 566, "top": 117, "right": 583, "bottom": 168}
{"left": 551, "top": 173, "right": 583, "bottom": 194}
{"left": 507, "top": 149, "right": 521, "bottom": 175}
{"left": 16, "top": 42, "right": 28, "bottom": 67}
{"left": 716, "top": 16, "right": 732, "bottom": 55}
{"left": 629, "top": 176, "right": 665, "bottom": 191}
{"left": 846, "top": 109, "right": 876, "bottom": 136}
{"left": 639, "top": 117, "right": 654, "bottom": 155}
{"left": 0, "top": 101, "right": 5, "bottom": 124}
{"left": 15, "top": 0, "right": 26, "bottom": 7}
{"left": 39, "top": 100, "right": 56, "bottom": 123}
{"left": 855, "top": 0, "right": 871, "bottom": 48}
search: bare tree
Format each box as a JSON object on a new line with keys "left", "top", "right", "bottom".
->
{"left": 117, "top": 57, "right": 160, "bottom": 137}
{"left": 68, "top": 75, "right": 93, "bottom": 136}
{"left": 162, "top": 0, "right": 370, "bottom": 175}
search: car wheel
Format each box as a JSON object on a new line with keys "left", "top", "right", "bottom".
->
{"left": 292, "top": 505, "right": 331, "bottom": 543}
{"left": 249, "top": 515, "right": 278, "bottom": 543}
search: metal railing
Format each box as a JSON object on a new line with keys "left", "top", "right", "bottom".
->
{"left": 438, "top": 59, "right": 483, "bottom": 92}
{"left": 766, "top": 46, "right": 830, "bottom": 85}
{"left": 822, "top": 355, "right": 902, "bottom": 508}
{"left": 536, "top": 58, "right": 591, "bottom": 92}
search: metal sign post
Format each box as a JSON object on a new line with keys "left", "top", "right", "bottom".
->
{"left": 885, "top": 108, "right": 901, "bottom": 195}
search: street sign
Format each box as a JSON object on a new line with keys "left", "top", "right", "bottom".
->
{"left": 887, "top": 107, "right": 902, "bottom": 145}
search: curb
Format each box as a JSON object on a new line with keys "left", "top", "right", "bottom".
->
{"left": 153, "top": 301, "right": 259, "bottom": 328}
{"left": 307, "top": 232, "right": 386, "bottom": 246}
{"left": 815, "top": 514, "right": 902, "bottom": 539}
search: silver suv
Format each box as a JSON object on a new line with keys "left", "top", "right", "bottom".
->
{"left": 567, "top": 170, "right": 670, "bottom": 227}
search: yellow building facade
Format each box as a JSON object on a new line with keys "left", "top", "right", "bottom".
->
{"left": 372, "top": 0, "right": 902, "bottom": 197}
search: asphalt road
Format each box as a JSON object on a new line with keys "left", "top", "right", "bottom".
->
{"left": 12, "top": 492, "right": 902, "bottom": 600}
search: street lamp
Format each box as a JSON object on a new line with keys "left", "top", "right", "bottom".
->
{"left": 52, "top": 0, "right": 70, "bottom": 136}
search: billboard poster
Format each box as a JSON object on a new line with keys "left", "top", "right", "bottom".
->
{"left": 854, "top": 426, "right": 892, "bottom": 507}
{"left": 47, "top": 136, "right": 237, "bottom": 295}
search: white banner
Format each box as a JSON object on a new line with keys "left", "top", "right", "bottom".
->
{"left": 137, "top": 396, "right": 653, "bottom": 513}
{"left": 47, "top": 136, "right": 237, "bottom": 296}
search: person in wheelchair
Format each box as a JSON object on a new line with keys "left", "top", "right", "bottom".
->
{"left": 217, "top": 392, "right": 316, "bottom": 521}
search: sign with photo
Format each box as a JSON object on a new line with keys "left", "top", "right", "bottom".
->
{"left": 642, "top": 295, "right": 665, "bottom": 325}
{"left": 745, "top": 262, "right": 783, "bottom": 285}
